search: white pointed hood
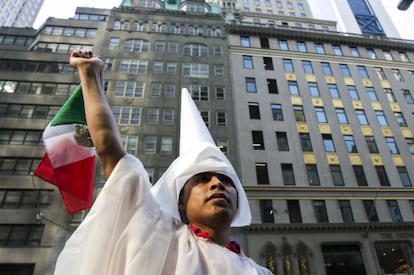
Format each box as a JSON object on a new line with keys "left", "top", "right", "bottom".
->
{"left": 150, "top": 88, "right": 251, "bottom": 227}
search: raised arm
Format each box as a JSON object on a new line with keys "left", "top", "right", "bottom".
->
{"left": 70, "top": 50, "right": 125, "bottom": 178}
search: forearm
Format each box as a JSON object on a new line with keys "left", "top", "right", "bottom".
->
{"left": 77, "top": 62, "right": 125, "bottom": 178}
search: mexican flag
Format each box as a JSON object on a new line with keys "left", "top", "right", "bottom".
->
{"left": 34, "top": 85, "right": 95, "bottom": 214}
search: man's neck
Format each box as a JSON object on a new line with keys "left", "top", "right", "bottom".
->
{"left": 189, "top": 223, "right": 230, "bottom": 246}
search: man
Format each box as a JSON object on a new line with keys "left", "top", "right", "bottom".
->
{"left": 54, "top": 50, "right": 272, "bottom": 274}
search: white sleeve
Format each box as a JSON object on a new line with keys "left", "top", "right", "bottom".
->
{"left": 54, "top": 154, "right": 161, "bottom": 275}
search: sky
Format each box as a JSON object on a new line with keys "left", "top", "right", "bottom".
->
{"left": 33, "top": 0, "right": 413, "bottom": 40}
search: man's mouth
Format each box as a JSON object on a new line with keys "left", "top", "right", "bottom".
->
{"left": 207, "top": 193, "right": 230, "bottom": 203}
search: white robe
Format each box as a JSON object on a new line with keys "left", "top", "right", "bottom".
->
{"left": 54, "top": 154, "right": 272, "bottom": 275}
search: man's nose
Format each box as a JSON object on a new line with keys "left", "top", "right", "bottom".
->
{"left": 209, "top": 176, "right": 225, "bottom": 190}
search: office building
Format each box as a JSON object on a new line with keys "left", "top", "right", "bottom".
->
{"left": 0, "top": 0, "right": 45, "bottom": 28}
{"left": 0, "top": 0, "right": 413, "bottom": 274}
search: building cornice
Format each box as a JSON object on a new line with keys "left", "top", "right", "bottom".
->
{"left": 225, "top": 24, "right": 414, "bottom": 51}
{"left": 244, "top": 222, "right": 414, "bottom": 233}
{"left": 243, "top": 186, "right": 414, "bottom": 200}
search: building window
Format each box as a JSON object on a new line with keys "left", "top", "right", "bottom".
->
{"left": 357, "top": 65, "right": 369, "bottom": 78}
{"left": 363, "top": 200, "right": 379, "bottom": 222}
{"left": 276, "top": 132, "right": 289, "bottom": 151}
{"left": 328, "top": 84, "right": 339, "bottom": 98}
{"left": 339, "top": 64, "right": 351, "bottom": 77}
{"left": 383, "top": 50, "right": 393, "bottom": 60}
{"left": 214, "top": 64, "right": 224, "bottom": 77}
{"left": 344, "top": 135, "right": 358, "bottom": 153}
{"left": 387, "top": 200, "right": 403, "bottom": 222}
{"left": 243, "top": 55, "right": 254, "bottom": 69}
{"left": 147, "top": 108, "right": 159, "bottom": 124}
{"left": 168, "top": 42, "right": 177, "bottom": 53}
{"left": 321, "top": 62, "right": 332, "bottom": 75}
{"left": 279, "top": 40, "right": 289, "bottom": 50}
{"left": 124, "top": 39, "right": 150, "bottom": 53}
{"left": 112, "top": 106, "right": 141, "bottom": 125}
{"left": 183, "top": 43, "right": 208, "bottom": 57}
{"left": 240, "top": 36, "right": 250, "bottom": 47}
{"left": 336, "top": 108, "right": 348, "bottom": 124}
{"left": 375, "top": 67, "right": 386, "bottom": 80}
{"left": 252, "top": 131, "right": 265, "bottom": 150}
{"left": 365, "top": 136, "right": 379, "bottom": 153}
{"left": 397, "top": 166, "right": 412, "bottom": 187}
{"left": 121, "top": 135, "right": 138, "bottom": 155}
{"left": 367, "top": 48, "right": 376, "bottom": 59}
{"left": 144, "top": 136, "right": 157, "bottom": 154}
{"left": 200, "top": 111, "right": 209, "bottom": 127}
{"left": 350, "top": 47, "right": 360, "bottom": 57}
{"left": 183, "top": 63, "right": 209, "bottom": 78}
{"left": 364, "top": 87, "right": 378, "bottom": 101}
{"left": 119, "top": 59, "right": 148, "bottom": 74}
{"left": 155, "top": 41, "right": 165, "bottom": 52}
{"left": 353, "top": 166, "right": 368, "bottom": 186}
{"left": 0, "top": 129, "right": 42, "bottom": 145}
{"left": 151, "top": 83, "right": 161, "bottom": 97}
{"left": 188, "top": 85, "right": 209, "bottom": 101}
{"left": 115, "top": 81, "right": 144, "bottom": 98}
{"left": 216, "top": 112, "right": 226, "bottom": 126}
{"left": 248, "top": 102, "right": 260, "bottom": 119}
{"left": 339, "top": 200, "right": 354, "bottom": 222}
{"left": 356, "top": 110, "right": 369, "bottom": 125}
{"left": 384, "top": 88, "right": 396, "bottom": 103}
{"left": 407, "top": 138, "right": 414, "bottom": 155}
{"left": 347, "top": 85, "right": 359, "bottom": 100}
{"left": 263, "top": 57, "right": 274, "bottom": 70}
{"left": 260, "top": 200, "right": 274, "bottom": 223}
{"left": 330, "top": 165, "right": 344, "bottom": 186}
{"left": 167, "top": 63, "right": 177, "bottom": 74}
{"left": 267, "top": 79, "right": 278, "bottom": 94}
{"left": 281, "top": 164, "right": 295, "bottom": 185}
{"left": 399, "top": 52, "right": 409, "bottom": 62}
{"left": 0, "top": 264, "right": 35, "bottom": 274}
{"left": 297, "top": 41, "right": 307, "bottom": 52}
{"left": 260, "top": 37, "right": 269, "bottom": 48}
{"left": 271, "top": 104, "right": 283, "bottom": 121}
{"left": 256, "top": 163, "right": 269, "bottom": 184}
{"left": 322, "top": 134, "right": 335, "bottom": 152}
{"left": 108, "top": 37, "right": 120, "bottom": 49}
{"left": 315, "top": 43, "right": 325, "bottom": 54}
{"left": 308, "top": 82, "right": 319, "bottom": 97}
{"left": 402, "top": 89, "right": 414, "bottom": 104}
{"left": 293, "top": 105, "right": 306, "bottom": 122}
{"left": 376, "top": 166, "right": 390, "bottom": 186}
{"left": 288, "top": 81, "right": 300, "bottom": 95}
{"left": 386, "top": 137, "right": 399, "bottom": 154}
{"left": 165, "top": 84, "right": 176, "bottom": 98}
{"left": 153, "top": 62, "right": 163, "bottom": 74}
{"left": 160, "top": 137, "right": 173, "bottom": 154}
{"left": 287, "top": 200, "right": 302, "bottom": 223}
{"left": 306, "top": 164, "right": 320, "bottom": 185}
{"left": 392, "top": 69, "right": 404, "bottom": 82}
{"left": 213, "top": 45, "right": 223, "bottom": 56}
{"left": 300, "top": 133, "right": 313, "bottom": 152}
{"left": 0, "top": 224, "right": 44, "bottom": 247}
{"left": 283, "top": 59, "right": 294, "bottom": 72}
{"left": 215, "top": 87, "right": 225, "bottom": 100}
{"left": 315, "top": 107, "right": 327, "bottom": 123}
{"left": 313, "top": 200, "right": 328, "bottom": 222}
{"left": 0, "top": 189, "right": 53, "bottom": 208}
{"left": 322, "top": 245, "right": 366, "bottom": 275}
{"left": 375, "top": 111, "right": 388, "bottom": 126}
{"left": 245, "top": 78, "right": 257, "bottom": 93}
{"left": 332, "top": 45, "right": 342, "bottom": 55}
{"left": 302, "top": 60, "right": 313, "bottom": 74}
{"left": 217, "top": 139, "right": 228, "bottom": 155}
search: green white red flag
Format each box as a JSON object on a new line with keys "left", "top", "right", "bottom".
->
{"left": 34, "top": 85, "right": 95, "bottom": 214}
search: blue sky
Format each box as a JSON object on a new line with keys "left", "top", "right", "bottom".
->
{"left": 34, "top": 0, "right": 413, "bottom": 40}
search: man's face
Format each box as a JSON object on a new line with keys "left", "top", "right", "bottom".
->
{"left": 179, "top": 172, "right": 238, "bottom": 228}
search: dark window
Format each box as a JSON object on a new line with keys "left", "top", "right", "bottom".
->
{"left": 394, "top": 112, "right": 407, "bottom": 127}
{"left": 260, "top": 200, "right": 274, "bottom": 223}
{"left": 260, "top": 37, "right": 269, "bottom": 48}
{"left": 313, "top": 200, "right": 329, "bottom": 222}
{"left": 300, "top": 133, "right": 313, "bottom": 152}
{"left": 306, "top": 164, "right": 320, "bottom": 185}
{"left": 293, "top": 105, "right": 306, "bottom": 122}
{"left": 322, "top": 245, "right": 366, "bottom": 275}
{"left": 256, "top": 163, "right": 269, "bottom": 184}
{"left": 287, "top": 200, "right": 302, "bottom": 223}
{"left": 271, "top": 104, "right": 283, "bottom": 121}
{"left": 330, "top": 165, "right": 344, "bottom": 186}
{"left": 376, "top": 166, "right": 390, "bottom": 186}
{"left": 387, "top": 200, "right": 403, "bottom": 222}
{"left": 263, "top": 57, "right": 274, "bottom": 70}
{"left": 363, "top": 200, "right": 379, "bottom": 222}
{"left": 375, "top": 241, "right": 413, "bottom": 274}
{"left": 339, "top": 200, "right": 354, "bottom": 222}
{"left": 281, "top": 163, "right": 295, "bottom": 185}
{"left": 252, "top": 131, "right": 265, "bottom": 150}
{"left": 248, "top": 102, "right": 260, "bottom": 119}
{"left": 276, "top": 132, "right": 289, "bottom": 151}
{"left": 0, "top": 264, "right": 35, "bottom": 275}
{"left": 397, "top": 166, "right": 412, "bottom": 187}
{"left": 365, "top": 136, "right": 379, "bottom": 153}
{"left": 0, "top": 224, "right": 44, "bottom": 247}
{"left": 267, "top": 79, "right": 278, "bottom": 94}
{"left": 353, "top": 166, "right": 368, "bottom": 186}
